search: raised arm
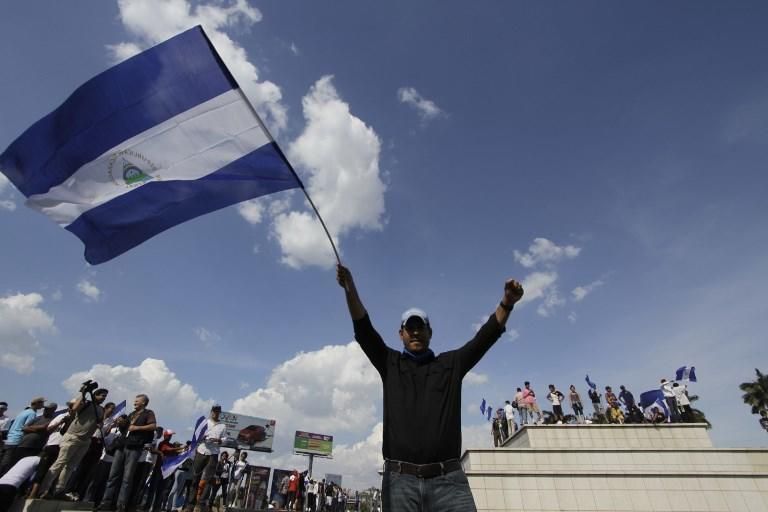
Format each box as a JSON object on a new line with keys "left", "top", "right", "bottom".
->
{"left": 495, "top": 278, "right": 525, "bottom": 327}
{"left": 336, "top": 264, "right": 367, "bottom": 321}
{"left": 457, "top": 278, "right": 524, "bottom": 374}
{"left": 337, "top": 264, "right": 389, "bottom": 374}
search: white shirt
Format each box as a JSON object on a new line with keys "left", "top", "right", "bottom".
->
{"left": 0, "top": 456, "right": 40, "bottom": 488}
{"left": 45, "top": 413, "right": 69, "bottom": 447}
{"left": 504, "top": 404, "right": 515, "bottom": 420}
{"left": 0, "top": 414, "right": 11, "bottom": 433}
{"left": 672, "top": 384, "right": 690, "bottom": 406}
{"left": 232, "top": 460, "right": 247, "bottom": 480}
{"left": 197, "top": 419, "right": 227, "bottom": 455}
{"left": 549, "top": 391, "right": 562, "bottom": 406}
{"left": 661, "top": 381, "right": 675, "bottom": 398}
{"left": 143, "top": 435, "right": 162, "bottom": 464}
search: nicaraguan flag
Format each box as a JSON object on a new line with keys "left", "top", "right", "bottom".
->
{"left": 639, "top": 389, "right": 669, "bottom": 420}
{"left": 161, "top": 415, "right": 206, "bottom": 479}
{"left": 675, "top": 366, "right": 697, "bottom": 382}
{"left": 103, "top": 399, "right": 127, "bottom": 430}
{"left": 0, "top": 26, "right": 301, "bottom": 264}
{"left": 480, "top": 398, "right": 487, "bottom": 416}
{"left": 585, "top": 374, "right": 597, "bottom": 390}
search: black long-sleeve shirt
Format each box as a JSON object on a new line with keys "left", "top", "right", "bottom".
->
{"left": 353, "top": 313, "right": 505, "bottom": 464}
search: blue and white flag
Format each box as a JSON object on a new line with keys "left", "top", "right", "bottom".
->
{"left": 479, "top": 398, "right": 487, "bottom": 417}
{"left": 0, "top": 26, "right": 301, "bottom": 264}
{"left": 103, "top": 400, "right": 127, "bottom": 431}
{"left": 639, "top": 389, "right": 670, "bottom": 420}
{"left": 585, "top": 374, "right": 597, "bottom": 390}
{"left": 675, "top": 366, "right": 697, "bottom": 382}
{"left": 161, "top": 415, "right": 206, "bottom": 479}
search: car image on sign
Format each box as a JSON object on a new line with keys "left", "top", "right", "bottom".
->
{"left": 238, "top": 424, "right": 267, "bottom": 445}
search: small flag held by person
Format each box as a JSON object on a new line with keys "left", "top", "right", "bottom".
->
{"left": 0, "top": 26, "right": 302, "bottom": 265}
{"left": 103, "top": 399, "right": 127, "bottom": 430}
{"left": 161, "top": 415, "right": 206, "bottom": 479}
{"left": 585, "top": 374, "right": 597, "bottom": 390}
{"left": 480, "top": 398, "right": 487, "bottom": 416}
{"left": 486, "top": 404, "right": 492, "bottom": 421}
{"left": 675, "top": 366, "right": 697, "bottom": 382}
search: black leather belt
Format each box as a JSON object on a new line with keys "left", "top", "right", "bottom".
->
{"left": 384, "top": 459, "right": 462, "bottom": 478}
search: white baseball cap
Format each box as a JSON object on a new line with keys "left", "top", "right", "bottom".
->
{"left": 401, "top": 308, "right": 429, "bottom": 327}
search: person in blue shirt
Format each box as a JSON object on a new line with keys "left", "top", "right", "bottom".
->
{"left": 0, "top": 397, "right": 45, "bottom": 477}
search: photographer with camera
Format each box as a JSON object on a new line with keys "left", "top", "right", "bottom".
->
{"left": 39, "top": 380, "right": 109, "bottom": 499}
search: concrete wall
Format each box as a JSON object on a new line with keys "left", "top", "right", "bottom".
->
{"left": 461, "top": 424, "right": 768, "bottom": 512}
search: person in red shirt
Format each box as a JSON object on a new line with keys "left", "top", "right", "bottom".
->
{"left": 286, "top": 470, "right": 299, "bottom": 510}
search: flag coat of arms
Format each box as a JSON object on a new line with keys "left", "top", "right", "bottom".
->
{"left": 0, "top": 26, "right": 300, "bottom": 264}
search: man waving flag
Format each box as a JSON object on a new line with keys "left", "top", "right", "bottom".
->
{"left": 0, "top": 26, "right": 302, "bottom": 264}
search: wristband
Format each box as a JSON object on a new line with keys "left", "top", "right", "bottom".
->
{"left": 499, "top": 301, "right": 514, "bottom": 312}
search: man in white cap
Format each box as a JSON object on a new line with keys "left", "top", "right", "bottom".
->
{"left": 336, "top": 265, "right": 523, "bottom": 512}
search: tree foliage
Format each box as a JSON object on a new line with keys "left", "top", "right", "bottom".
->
{"left": 739, "top": 368, "right": 768, "bottom": 415}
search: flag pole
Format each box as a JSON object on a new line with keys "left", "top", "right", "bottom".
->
{"left": 237, "top": 91, "right": 341, "bottom": 265}
{"left": 200, "top": 27, "right": 341, "bottom": 265}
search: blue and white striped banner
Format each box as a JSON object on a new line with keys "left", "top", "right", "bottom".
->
{"left": 161, "top": 415, "right": 206, "bottom": 479}
{"left": 0, "top": 26, "right": 300, "bottom": 264}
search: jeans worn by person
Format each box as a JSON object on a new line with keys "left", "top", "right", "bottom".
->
{"left": 382, "top": 469, "right": 476, "bottom": 512}
{"left": 101, "top": 448, "right": 142, "bottom": 510}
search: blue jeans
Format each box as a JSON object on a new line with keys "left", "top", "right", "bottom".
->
{"left": 519, "top": 406, "right": 529, "bottom": 425}
{"left": 102, "top": 448, "right": 142, "bottom": 508}
{"left": 382, "top": 469, "right": 476, "bottom": 512}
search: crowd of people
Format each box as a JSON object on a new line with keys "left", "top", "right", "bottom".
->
{"left": 270, "top": 472, "right": 352, "bottom": 511}
{"left": 0, "top": 385, "right": 364, "bottom": 512}
{"left": 490, "top": 378, "right": 699, "bottom": 446}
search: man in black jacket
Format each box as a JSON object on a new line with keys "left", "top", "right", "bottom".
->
{"left": 337, "top": 265, "right": 523, "bottom": 511}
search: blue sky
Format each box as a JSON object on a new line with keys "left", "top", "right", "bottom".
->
{"left": 1, "top": 1, "right": 767, "bottom": 489}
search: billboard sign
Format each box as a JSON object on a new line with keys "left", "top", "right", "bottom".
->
{"left": 269, "top": 468, "right": 293, "bottom": 507}
{"left": 220, "top": 411, "right": 276, "bottom": 452}
{"left": 325, "top": 473, "right": 342, "bottom": 487}
{"left": 293, "top": 430, "right": 333, "bottom": 456}
{"left": 245, "top": 466, "right": 271, "bottom": 510}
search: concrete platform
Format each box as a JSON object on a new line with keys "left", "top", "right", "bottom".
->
{"left": 461, "top": 423, "right": 768, "bottom": 512}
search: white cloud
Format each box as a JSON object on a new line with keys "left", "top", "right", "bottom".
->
{"left": 571, "top": 279, "right": 604, "bottom": 302}
{"left": 464, "top": 371, "right": 489, "bottom": 386}
{"left": 228, "top": 343, "right": 384, "bottom": 488}
{"left": 0, "top": 173, "right": 9, "bottom": 192}
{"left": 51, "top": 290, "right": 63, "bottom": 301}
{"left": 109, "top": 0, "right": 287, "bottom": 134}
{"left": 273, "top": 76, "right": 386, "bottom": 268}
{"left": 397, "top": 86, "right": 444, "bottom": 121}
{"left": 507, "top": 328, "right": 520, "bottom": 342}
{"left": 536, "top": 288, "right": 565, "bottom": 317}
{"left": 289, "top": 42, "right": 300, "bottom": 56}
{"left": 518, "top": 271, "right": 558, "bottom": 305}
{"left": 76, "top": 279, "right": 101, "bottom": 302}
{"left": 63, "top": 358, "right": 213, "bottom": 424}
{"left": 0, "top": 293, "right": 56, "bottom": 374}
{"left": 0, "top": 200, "right": 15, "bottom": 211}
{"left": 236, "top": 199, "right": 265, "bottom": 225}
{"left": 513, "top": 238, "right": 581, "bottom": 268}
{"left": 232, "top": 341, "right": 381, "bottom": 434}
{"left": 194, "top": 327, "right": 221, "bottom": 348}
{"left": 568, "top": 312, "right": 577, "bottom": 323}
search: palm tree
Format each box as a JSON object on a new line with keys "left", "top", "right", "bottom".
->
{"left": 740, "top": 368, "right": 768, "bottom": 415}
{"left": 687, "top": 395, "right": 712, "bottom": 429}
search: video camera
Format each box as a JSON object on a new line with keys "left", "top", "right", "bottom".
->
{"left": 80, "top": 379, "right": 99, "bottom": 395}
